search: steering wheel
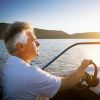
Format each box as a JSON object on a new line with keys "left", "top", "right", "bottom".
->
{"left": 75, "top": 61, "right": 99, "bottom": 91}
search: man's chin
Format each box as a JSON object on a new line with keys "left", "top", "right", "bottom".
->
{"left": 32, "top": 52, "right": 40, "bottom": 59}
{"left": 35, "top": 52, "right": 40, "bottom": 57}
{"left": 37, "top": 52, "right": 40, "bottom": 56}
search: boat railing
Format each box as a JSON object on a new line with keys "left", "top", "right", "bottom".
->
{"left": 42, "top": 42, "right": 100, "bottom": 70}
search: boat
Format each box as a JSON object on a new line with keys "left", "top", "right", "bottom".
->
{"left": 1, "top": 42, "right": 100, "bottom": 100}
{"left": 45, "top": 42, "right": 100, "bottom": 100}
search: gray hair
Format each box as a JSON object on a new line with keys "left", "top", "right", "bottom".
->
{"left": 3, "top": 22, "right": 33, "bottom": 54}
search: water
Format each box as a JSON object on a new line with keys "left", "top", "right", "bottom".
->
{"left": 0, "top": 40, "right": 9, "bottom": 65}
{"left": 1, "top": 39, "right": 100, "bottom": 75}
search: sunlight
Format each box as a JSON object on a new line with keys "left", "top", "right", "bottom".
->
{"left": 85, "top": 46, "right": 100, "bottom": 66}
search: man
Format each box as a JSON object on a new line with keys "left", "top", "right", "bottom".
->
{"left": 0, "top": 22, "right": 92, "bottom": 100}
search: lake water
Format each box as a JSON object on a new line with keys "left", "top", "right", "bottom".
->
{"left": 1, "top": 39, "right": 100, "bottom": 75}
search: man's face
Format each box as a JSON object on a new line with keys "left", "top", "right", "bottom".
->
{"left": 24, "top": 30, "right": 40, "bottom": 61}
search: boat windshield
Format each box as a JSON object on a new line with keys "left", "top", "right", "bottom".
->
{"left": 44, "top": 44, "right": 100, "bottom": 75}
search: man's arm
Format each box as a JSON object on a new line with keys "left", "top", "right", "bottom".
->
{"left": 58, "top": 60, "right": 92, "bottom": 91}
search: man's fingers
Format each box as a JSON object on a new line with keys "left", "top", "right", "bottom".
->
{"left": 80, "top": 59, "right": 93, "bottom": 70}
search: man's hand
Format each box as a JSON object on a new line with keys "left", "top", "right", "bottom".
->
{"left": 58, "top": 59, "right": 93, "bottom": 91}
{"left": 78, "top": 59, "right": 92, "bottom": 72}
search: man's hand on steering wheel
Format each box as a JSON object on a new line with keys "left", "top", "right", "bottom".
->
{"left": 75, "top": 60, "right": 99, "bottom": 91}
{"left": 78, "top": 59, "right": 93, "bottom": 72}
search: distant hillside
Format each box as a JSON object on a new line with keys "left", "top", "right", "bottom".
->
{"left": 0, "top": 23, "right": 9, "bottom": 39}
{"left": 0, "top": 23, "right": 69, "bottom": 39}
{"left": 71, "top": 32, "right": 100, "bottom": 39}
{"left": 0, "top": 22, "right": 100, "bottom": 39}
{"left": 34, "top": 28, "right": 70, "bottom": 39}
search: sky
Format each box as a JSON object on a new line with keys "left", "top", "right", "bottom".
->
{"left": 0, "top": 0, "right": 100, "bottom": 34}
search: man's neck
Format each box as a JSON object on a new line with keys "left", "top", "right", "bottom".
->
{"left": 11, "top": 53, "right": 31, "bottom": 63}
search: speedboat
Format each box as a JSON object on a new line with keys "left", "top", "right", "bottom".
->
{"left": 1, "top": 42, "right": 100, "bottom": 100}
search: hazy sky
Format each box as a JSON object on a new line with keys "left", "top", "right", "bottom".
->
{"left": 0, "top": 0, "right": 100, "bottom": 34}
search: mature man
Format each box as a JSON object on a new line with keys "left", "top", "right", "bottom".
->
{"left": 0, "top": 22, "right": 92, "bottom": 100}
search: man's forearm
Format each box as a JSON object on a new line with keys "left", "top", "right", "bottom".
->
{"left": 58, "top": 68, "right": 84, "bottom": 91}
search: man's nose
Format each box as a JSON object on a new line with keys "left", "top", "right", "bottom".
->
{"left": 35, "top": 41, "right": 40, "bottom": 46}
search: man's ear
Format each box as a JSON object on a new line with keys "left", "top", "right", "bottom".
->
{"left": 16, "top": 43, "right": 25, "bottom": 51}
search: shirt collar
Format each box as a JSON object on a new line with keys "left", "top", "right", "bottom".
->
{"left": 7, "top": 55, "right": 30, "bottom": 66}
